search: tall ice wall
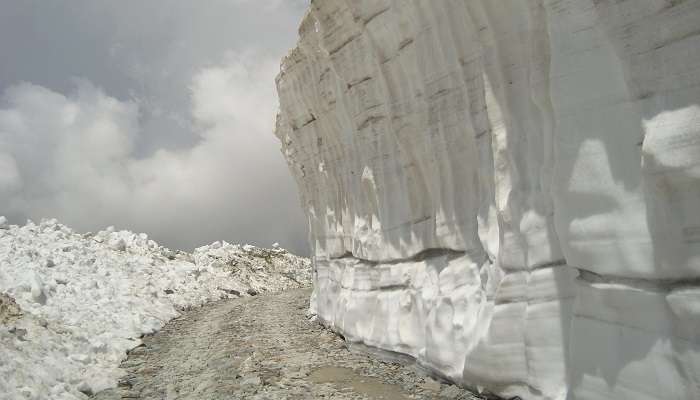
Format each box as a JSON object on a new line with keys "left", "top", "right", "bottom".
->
{"left": 274, "top": 1, "right": 700, "bottom": 399}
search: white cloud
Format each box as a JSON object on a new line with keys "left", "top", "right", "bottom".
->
{"left": 191, "top": 52, "right": 279, "bottom": 133}
{"left": 0, "top": 54, "right": 307, "bottom": 253}
{"left": 0, "top": 153, "right": 20, "bottom": 192}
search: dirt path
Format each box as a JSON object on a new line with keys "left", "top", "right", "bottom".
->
{"left": 94, "top": 289, "right": 486, "bottom": 400}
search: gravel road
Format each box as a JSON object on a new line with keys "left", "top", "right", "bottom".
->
{"left": 94, "top": 289, "right": 487, "bottom": 400}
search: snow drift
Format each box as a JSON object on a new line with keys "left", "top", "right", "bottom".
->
{"left": 274, "top": 1, "right": 700, "bottom": 399}
{"left": 0, "top": 218, "right": 310, "bottom": 400}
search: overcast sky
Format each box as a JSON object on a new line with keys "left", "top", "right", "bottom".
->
{"left": 0, "top": 0, "right": 310, "bottom": 255}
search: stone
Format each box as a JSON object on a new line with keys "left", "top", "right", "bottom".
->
{"left": 420, "top": 377, "right": 442, "bottom": 392}
{"left": 440, "top": 385, "right": 464, "bottom": 399}
{"left": 0, "top": 293, "right": 22, "bottom": 324}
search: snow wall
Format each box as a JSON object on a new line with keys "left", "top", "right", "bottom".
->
{"left": 274, "top": 1, "right": 700, "bottom": 399}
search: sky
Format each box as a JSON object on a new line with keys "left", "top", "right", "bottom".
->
{"left": 0, "top": 0, "right": 310, "bottom": 255}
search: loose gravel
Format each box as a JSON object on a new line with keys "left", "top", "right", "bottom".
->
{"left": 93, "top": 289, "right": 488, "bottom": 400}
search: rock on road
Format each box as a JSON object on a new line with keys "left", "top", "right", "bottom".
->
{"left": 94, "top": 289, "right": 486, "bottom": 400}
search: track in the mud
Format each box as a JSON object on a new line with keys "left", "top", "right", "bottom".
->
{"left": 94, "top": 289, "right": 485, "bottom": 399}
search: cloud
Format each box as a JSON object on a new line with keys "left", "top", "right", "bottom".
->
{"left": 0, "top": 153, "right": 20, "bottom": 192}
{"left": 0, "top": 54, "right": 308, "bottom": 254}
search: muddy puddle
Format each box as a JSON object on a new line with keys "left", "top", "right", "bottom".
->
{"left": 309, "top": 366, "right": 412, "bottom": 400}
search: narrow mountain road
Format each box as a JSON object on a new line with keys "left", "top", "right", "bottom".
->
{"left": 94, "top": 289, "right": 486, "bottom": 400}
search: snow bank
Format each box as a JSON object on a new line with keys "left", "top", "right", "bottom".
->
{"left": 0, "top": 218, "right": 310, "bottom": 399}
{"left": 275, "top": 1, "right": 700, "bottom": 399}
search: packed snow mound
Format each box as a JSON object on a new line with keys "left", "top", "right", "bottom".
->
{"left": 193, "top": 241, "right": 312, "bottom": 295}
{"left": 0, "top": 218, "right": 310, "bottom": 400}
{"left": 275, "top": 1, "right": 700, "bottom": 399}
